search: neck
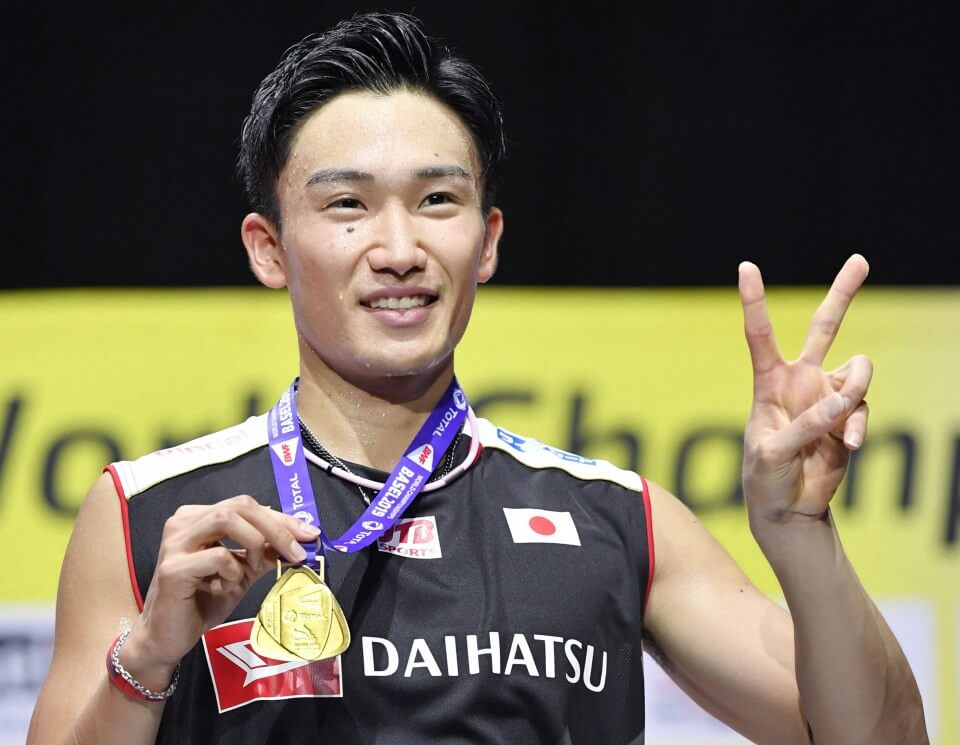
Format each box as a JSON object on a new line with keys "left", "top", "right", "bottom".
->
{"left": 294, "top": 357, "right": 455, "bottom": 472}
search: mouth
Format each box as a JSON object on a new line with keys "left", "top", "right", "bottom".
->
{"left": 361, "top": 294, "right": 437, "bottom": 311}
{"left": 359, "top": 286, "right": 440, "bottom": 313}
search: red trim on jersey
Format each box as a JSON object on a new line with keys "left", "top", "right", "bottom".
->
{"left": 640, "top": 477, "right": 655, "bottom": 617}
{"left": 105, "top": 465, "right": 145, "bottom": 612}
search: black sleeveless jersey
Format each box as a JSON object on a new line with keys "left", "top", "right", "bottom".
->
{"left": 108, "top": 413, "right": 653, "bottom": 745}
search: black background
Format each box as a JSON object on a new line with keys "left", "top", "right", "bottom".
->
{"left": 6, "top": 1, "right": 958, "bottom": 289}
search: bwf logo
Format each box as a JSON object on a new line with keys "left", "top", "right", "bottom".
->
{"left": 377, "top": 516, "right": 442, "bottom": 559}
{"left": 269, "top": 437, "right": 298, "bottom": 466}
{"left": 405, "top": 444, "right": 434, "bottom": 470}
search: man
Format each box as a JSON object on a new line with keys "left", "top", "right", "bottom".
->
{"left": 28, "top": 11, "right": 927, "bottom": 745}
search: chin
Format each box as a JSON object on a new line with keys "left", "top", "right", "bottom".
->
{"left": 355, "top": 347, "right": 452, "bottom": 380}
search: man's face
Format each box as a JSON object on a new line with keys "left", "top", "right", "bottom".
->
{"left": 247, "top": 89, "right": 502, "bottom": 387}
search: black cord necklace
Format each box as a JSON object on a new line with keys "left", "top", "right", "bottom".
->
{"left": 298, "top": 418, "right": 464, "bottom": 505}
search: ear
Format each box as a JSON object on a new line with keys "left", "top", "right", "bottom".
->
{"left": 241, "top": 213, "right": 287, "bottom": 289}
{"left": 477, "top": 207, "right": 503, "bottom": 284}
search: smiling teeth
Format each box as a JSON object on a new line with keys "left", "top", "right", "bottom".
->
{"left": 368, "top": 295, "right": 430, "bottom": 310}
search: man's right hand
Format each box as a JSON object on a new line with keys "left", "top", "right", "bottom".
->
{"left": 27, "top": 479, "right": 317, "bottom": 745}
{"left": 121, "top": 494, "right": 321, "bottom": 689}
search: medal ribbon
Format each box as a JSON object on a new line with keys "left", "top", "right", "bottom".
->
{"left": 267, "top": 377, "right": 469, "bottom": 565}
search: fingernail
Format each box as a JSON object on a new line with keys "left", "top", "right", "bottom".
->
{"left": 822, "top": 392, "right": 846, "bottom": 419}
{"left": 846, "top": 432, "right": 862, "bottom": 449}
{"left": 289, "top": 541, "right": 307, "bottom": 561}
{"left": 301, "top": 524, "right": 321, "bottom": 537}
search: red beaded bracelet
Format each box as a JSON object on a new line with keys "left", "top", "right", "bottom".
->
{"left": 105, "top": 628, "right": 180, "bottom": 702}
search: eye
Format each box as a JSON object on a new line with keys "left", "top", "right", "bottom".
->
{"left": 326, "top": 196, "right": 366, "bottom": 210}
{"left": 421, "top": 192, "right": 457, "bottom": 208}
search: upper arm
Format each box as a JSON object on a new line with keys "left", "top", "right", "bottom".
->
{"left": 643, "top": 479, "right": 811, "bottom": 745}
{"left": 28, "top": 472, "right": 141, "bottom": 743}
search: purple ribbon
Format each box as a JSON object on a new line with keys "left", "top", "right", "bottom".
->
{"left": 267, "top": 378, "right": 468, "bottom": 565}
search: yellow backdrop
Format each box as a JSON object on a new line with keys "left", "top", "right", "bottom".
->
{"left": 1, "top": 287, "right": 957, "bottom": 743}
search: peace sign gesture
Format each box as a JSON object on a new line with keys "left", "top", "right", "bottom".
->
{"left": 739, "top": 254, "right": 873, "bottom": 523}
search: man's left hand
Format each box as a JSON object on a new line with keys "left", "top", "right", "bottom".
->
{"left": 738, "top": 254, "right": 872, "bottom": 524}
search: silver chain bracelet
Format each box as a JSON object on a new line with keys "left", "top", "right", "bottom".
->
{"left": 110, "top": 626, "right": 181, "bottom": 701}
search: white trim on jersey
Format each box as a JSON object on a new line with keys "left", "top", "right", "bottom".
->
{"left": 112, "top": 415, "right": 269, "bottom": 497}
{"left": 474, "top": 418, "right": 644, "bottom": 493}
{"left": 111, "top": 412, "right": 643, "bottom": 500}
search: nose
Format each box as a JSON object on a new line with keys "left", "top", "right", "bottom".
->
{"left": 366, "top": 203, "right": 427, "bottom": 277}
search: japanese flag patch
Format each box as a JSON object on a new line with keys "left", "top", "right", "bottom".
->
{"left": 502, "top": 508, "right": 581, "bottom": 546}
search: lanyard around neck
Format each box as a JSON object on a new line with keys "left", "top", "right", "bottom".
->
{"left": 267, "top": 378, "right": 470, "bottom": 566}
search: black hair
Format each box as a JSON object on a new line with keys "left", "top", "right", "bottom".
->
{"left": 238, "top": 11, "right": 505, "bottom": 226}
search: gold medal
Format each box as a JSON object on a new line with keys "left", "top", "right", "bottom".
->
{"left": 251, "top": 556, "right": 351, "bottom": 662}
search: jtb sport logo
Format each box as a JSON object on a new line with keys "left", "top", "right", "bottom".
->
{"left": 202, "top": 619, "right": 342, "bottom": 712}
{"left": 377, "top": 516, "right": 442, "bottom": 559}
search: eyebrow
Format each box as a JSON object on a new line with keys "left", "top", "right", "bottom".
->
{"left": 305, "top": 165, "right": 472, "bottom": 188}
{"left": 414, "top": 165, "right": 472, "bottom": 180}
{"left": 306, "top": 168, "right": 374, "bottom": 187}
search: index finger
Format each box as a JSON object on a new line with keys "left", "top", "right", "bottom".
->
{"left": 232, "top": 496, "right": 322, "bottom": 559}
{"left": 738, "top": 261, "right": 782, "bottom": 376}
{"left": 175, "top": 495, "right": 319, "bottom": 564}
{"left": 799, "top": 254, "right": 869, "bottom": 364}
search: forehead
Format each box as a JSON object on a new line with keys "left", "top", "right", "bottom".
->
{"left": 282, "top": 89, "right": 480, "bottom": 185}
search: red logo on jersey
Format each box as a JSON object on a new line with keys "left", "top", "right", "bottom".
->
{"left": 202, "top": 619, "right": 342, "bottom": 712}
{"left": 377, "top": 516, "right": 442, "bottom": 559}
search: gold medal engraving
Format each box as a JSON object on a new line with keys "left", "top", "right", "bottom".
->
{"left": 251, "top": 558, "right": 351, "bottom": 662}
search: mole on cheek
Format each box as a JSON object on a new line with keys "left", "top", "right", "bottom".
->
{"left": 347, "top": 227, "right": 355, "bottom": 233}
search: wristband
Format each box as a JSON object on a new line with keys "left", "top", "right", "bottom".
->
{"left": 106, "top": 627, "right": 180, "bottom": 702}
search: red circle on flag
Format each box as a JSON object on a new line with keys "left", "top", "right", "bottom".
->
{"left": 529, "top": 516, "right": 556, "bottom": 535}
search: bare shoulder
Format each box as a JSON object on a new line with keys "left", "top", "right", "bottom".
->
{"left": 645, "top": 479, "right": 747, "bottom": 585}
{"left": 56, "top": 472, "right": 138, "bottom": 613}
{"left": 27, "top": 473, "right": 140, "bottom": 742}
{"left": 644, "top": 479, "right": 756, "bottom": 645}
